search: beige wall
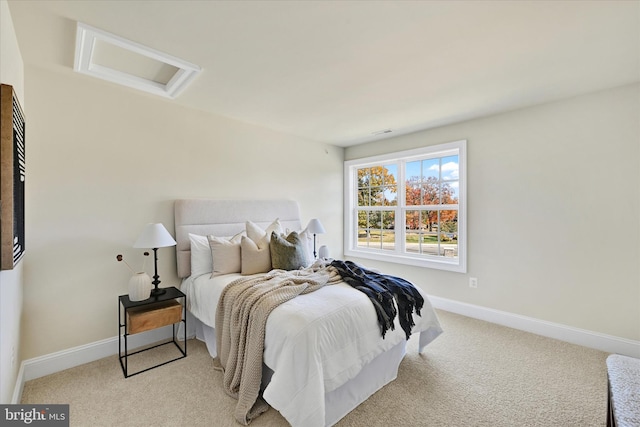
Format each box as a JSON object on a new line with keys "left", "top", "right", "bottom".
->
{"left": 346, "top": 83, "right": 640, "bottom": 342}
{"left": 0, "top": 0, "right": 25, "bottom": 403}
{"left": 21, "top": 66, "right": 343, "bottom": 359}
{"left": 16, "top": 39, "right": 640, "bottom": 361}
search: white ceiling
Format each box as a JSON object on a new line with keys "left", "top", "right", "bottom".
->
{"left": 7, "top": 1, "right": 640, "bottom": 147}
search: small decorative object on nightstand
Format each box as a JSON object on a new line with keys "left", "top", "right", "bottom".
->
{"left": 305, "top": 218, "right": 326, "bottom": 259}
{"left": 318, "top": 245, "right": 329, "bottom": 259}
{"left": 116, "top": 253, "right": 152, "bottom": 301}
{"left": 128, "top": 272, "right": 151, "bottom": 301}
{"left": 133, "top": 223, "right": 176, "bottom": 296}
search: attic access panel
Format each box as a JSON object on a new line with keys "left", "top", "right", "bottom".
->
{"left": 74, "top": 22, "right": 201, "bottom": 98}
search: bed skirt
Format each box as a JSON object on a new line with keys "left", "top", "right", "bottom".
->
{"left": 187, "top": 313, "right": 408, "bottom": 427}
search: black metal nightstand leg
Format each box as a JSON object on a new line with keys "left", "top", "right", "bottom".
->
{"left": 118, "top": 287, "right": 187, "bottom": 378}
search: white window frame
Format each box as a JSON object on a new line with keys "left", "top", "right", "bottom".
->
{"left": 344, "top": 140, "right": 467, "bottom": 273}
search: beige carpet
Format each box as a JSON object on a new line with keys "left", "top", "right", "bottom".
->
{"left": 21, "top": 310, "right": 608, "bottom": 426}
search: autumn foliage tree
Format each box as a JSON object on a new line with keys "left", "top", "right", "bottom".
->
{"left": 357, "top": 167, "right": 398, "bottom": 232}
{"left": 357, "top": 167, "right": 458, "bottom": 238}
{"left": 405, "top": 176, "right": 458, "bottom": 233}
{"left": 357, "top": 166, "right": 397, "bottom": 206}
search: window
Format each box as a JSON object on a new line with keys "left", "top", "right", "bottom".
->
{"left": 344, "top": 140, "right": 466, "bottom": 273}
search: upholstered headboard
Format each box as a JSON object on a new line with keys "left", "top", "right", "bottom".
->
{"left": 174, "top": 199, "right": 303, "bottom": 278}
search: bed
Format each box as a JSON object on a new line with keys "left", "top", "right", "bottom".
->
{"left": 175, "top": 199, "right": 443, "bottom": 427}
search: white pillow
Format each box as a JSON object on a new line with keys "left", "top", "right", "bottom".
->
{"left": 299, "top": 229, "right": 314, "bottom": 264}
{"left": 241, "top": 236, "right": 272, "bottom": 275}
{"left": 208, "top": 233, "right": 243, "bottom": 277}
{"left": 189, "top": 233, "right": 212, "bottom": 276}
{"left": 246, "top": 219, "right": 282, "bottom": 247}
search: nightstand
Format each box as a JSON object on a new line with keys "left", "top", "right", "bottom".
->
{"left": 118, "top": 286, "right": 187, "bottom": 378}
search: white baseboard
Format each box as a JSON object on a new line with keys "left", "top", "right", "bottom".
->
{"left": 12, "top": 326, "right": 174, "bottom": 403}
{"left": 11, "top": 362, "right": 25, "bottom": 404}
{"left": 12, "top": 298, "right": 639, "bottom": 404}
{"left": 428, "top": 295, "right": 640, "bottom": 358}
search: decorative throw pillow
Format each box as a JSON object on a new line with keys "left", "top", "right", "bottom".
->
{"left": 286, "top": 228, "right": 314, "bottom": 267}
{"left": 240, "top": 236, "right": 272, "bottom": 275}
{"left": 246, "top": 219, "right": 282, "bottom": 247}
{"left": 269, "top": 231, "right": 307, "bottom": 271}
{"left": 208, "top": 233, "right": 243, "bottom": 277}
{"left": 241, "top": 219, "right": 282, "bottom": 274}
{"left": 189, "top": 233, "right": 212, "bottom": 276}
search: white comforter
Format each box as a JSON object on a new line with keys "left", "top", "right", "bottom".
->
{"left": 181, "top": 270, "right": 442, "bottom": 427}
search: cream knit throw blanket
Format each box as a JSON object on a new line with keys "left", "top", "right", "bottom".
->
{"left": 213, "top": 263, "right": 341, "bottom": 425}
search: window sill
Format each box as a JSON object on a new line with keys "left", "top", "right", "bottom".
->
{"left": 344, "top": 248, "right": 466, "bottom": 273}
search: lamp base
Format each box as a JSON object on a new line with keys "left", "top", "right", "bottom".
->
{"left": 150, "top": 287, "right": 167, "bottom": 297}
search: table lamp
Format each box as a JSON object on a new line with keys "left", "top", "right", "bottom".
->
{"left": 133, "top": 223, "right": 176, "bottom": 296}
{"left": 305, "top": 218, "right": 326, "bottom": 258}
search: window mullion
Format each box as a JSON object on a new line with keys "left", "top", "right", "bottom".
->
{"left": 397, "top": 160, "right": 405, "bottom": 255}
{"left": 344, "top": 139, "right": 466, "bottom": 273}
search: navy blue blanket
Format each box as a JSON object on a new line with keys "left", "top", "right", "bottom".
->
{"left": 330, "top": 260, "right": 424, "bottom": 340}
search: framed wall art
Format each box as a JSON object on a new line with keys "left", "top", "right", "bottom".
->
{"left": 1, "top": 83, "right": 26, "bottom": 270}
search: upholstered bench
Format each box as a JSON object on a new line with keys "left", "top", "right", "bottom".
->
{"left": 606, "top": 354, "right": 640, "bottom": 427}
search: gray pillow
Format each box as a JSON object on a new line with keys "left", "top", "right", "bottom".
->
{"left": 270, "top": 231, "right": 307, "bottom": 270}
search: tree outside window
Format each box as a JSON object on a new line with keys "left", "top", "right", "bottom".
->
{"left": 345, "top": 140, "right": 466, "bottom": 273}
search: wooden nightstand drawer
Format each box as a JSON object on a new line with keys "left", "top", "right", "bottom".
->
{"left": 126, "top": 300, "right": 182, "bottom": 334}
{"left": 119, "top": 286, "right": 186, "bottom": 378}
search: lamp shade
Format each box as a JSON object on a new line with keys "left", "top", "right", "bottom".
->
{"left": 133, "top": 223, "right": 176, "bottom": 248}
{"left": 306, "top": 218, "right": 326, "bottom": 234}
